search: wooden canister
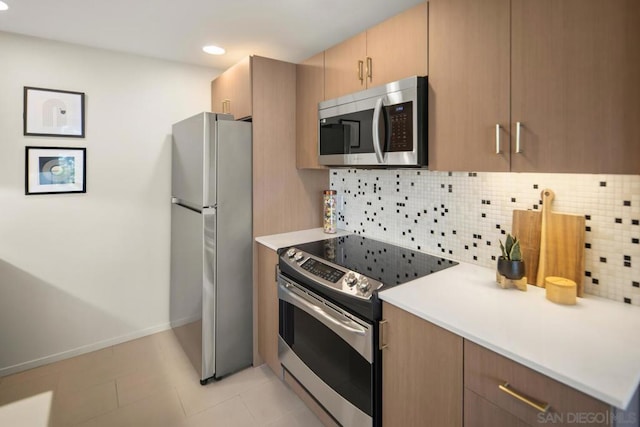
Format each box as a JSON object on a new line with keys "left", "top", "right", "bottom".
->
{"left": 545, "top": 277, "right": 577, "bottom": 305}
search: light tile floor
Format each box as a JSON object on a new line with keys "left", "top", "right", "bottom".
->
{"left": 0, "top": 330, "right": 324, "bottom": 427}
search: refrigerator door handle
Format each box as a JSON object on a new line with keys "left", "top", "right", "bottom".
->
{"left": 172, "top": 197, "right": 203, "bottom": 213}
{"left": 202, "top": 205, "right": 217, "bottom": 380}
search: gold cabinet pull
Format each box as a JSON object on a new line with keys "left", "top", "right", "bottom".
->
{"left": 498, "top": 382, "right": 550, "bottom": 413}
{"left": 222, "top": 99, "right": 231, "bottom": 114}
{"left": 366, "top": 57, "right": 372, "bottom": 82}
{"left": 357, "top": 60, "right": 364, "bottom": 83}
{"left": 379, "top": 319, "right": 388, "bottom": 350}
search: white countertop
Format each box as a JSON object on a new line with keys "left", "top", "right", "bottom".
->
{"left": 255, "top": 227, "right": 350, "bottom": 251}
{"left": 256, "top": 228, "right": 640, "bottom": 410}
{"left": 379, "top": 261, "right": 640, "bottom": 410}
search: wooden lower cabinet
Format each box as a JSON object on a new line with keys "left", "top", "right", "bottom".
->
{"left": 381, "top": 302, "right": 463, "bottom": 426}
{"left": 465, "top": 388, "right": 529, "bottom": 427}
{"left": 257, "top": 243, "right": 280, "bottom": 375}
{"left": 380, "top": 304, "right": 631, "bottom": 427}
{"left": 464, "top": 340, "right": 610, "bottom": 427}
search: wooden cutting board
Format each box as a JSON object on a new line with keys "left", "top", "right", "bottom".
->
{"left": 512, "top": 210, "right": 542, "bottom": 286}
{"left": 511, "top": 190, "right": 586, "bottom": 296}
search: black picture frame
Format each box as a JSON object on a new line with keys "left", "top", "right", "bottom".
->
{"left": 25, "top": 146, "right": 87, "bottom": 195}
{"left": 23, "top": 87, "right": 85, "bottom": 138}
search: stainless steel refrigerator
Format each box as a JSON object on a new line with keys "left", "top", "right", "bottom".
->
{"left": 170, "top": 112, "right": 252, "bottom": 384}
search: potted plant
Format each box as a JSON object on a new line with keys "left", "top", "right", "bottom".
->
{"left": 498, "top": 233, "right": 525, "bottom": 280}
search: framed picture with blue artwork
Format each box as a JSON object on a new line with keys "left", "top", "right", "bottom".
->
{"left": 25, "top": 146, "right": 86, "bottom": 195}
{"left": 23, "top": 87, "right": 85, "bottom": 137}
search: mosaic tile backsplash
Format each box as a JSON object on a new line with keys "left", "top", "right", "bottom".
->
{"left": 330, "top": 169, "right": 640, "bottom": 306}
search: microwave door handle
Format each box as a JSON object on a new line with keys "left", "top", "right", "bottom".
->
{"left": 372, "top": 97, "right": 385, "bottom": 164}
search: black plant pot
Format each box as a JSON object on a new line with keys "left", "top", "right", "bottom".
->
{"left": 497, "top": 258, "right": 525, "bottom": 280}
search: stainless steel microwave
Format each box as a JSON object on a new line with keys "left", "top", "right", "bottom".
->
{"left": 318, "top": 76, "right": 427, "bottom": 167}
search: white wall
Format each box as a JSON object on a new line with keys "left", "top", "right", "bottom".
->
{"left": 0, "top": 32, "right": 219, "bottom": 375}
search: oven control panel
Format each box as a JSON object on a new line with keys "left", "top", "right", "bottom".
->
{"left": 281, "top": 247, "right": 382, "bottom": 300}
{"left": 300, "top": 258, "right": 343, "bottom": 283}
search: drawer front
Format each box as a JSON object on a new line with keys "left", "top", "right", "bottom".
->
{"left": 464, "top": 340, "right": 610, "bottom": 427}
{"left": 465, "top": 388, "right": 529, "bottom": 427}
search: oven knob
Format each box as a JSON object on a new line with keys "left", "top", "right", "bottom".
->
{"left": 286, "top": 248, "right": 296, "bottom": 258}
{"left": 357, "top": 277, "right": 371, "bottom": 293}
{"left": 294, "top": 251, "right": 305, "bottom": 262}
{"left": 345, "top": 272, "right": 358, "bottom": 287}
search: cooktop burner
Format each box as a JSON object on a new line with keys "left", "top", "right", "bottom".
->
{"left": 293, "top": 235, "right": 458, "bottom": 288}
{"left": 278, "top": 235, "right": 458, "bottom": 321}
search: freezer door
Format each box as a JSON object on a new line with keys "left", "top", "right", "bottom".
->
{"left": 172, "top": 112, "right": 224, "bottom": 208}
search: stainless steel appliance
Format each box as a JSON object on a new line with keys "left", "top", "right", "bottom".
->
{"left": 277, "top": 235, "right": 458, "bottom": 426}
{"left": 318, "top": 76, "right": 427, "bottom": 167}
{"left": 170, "top": 112, "right": 252, "bottom": 384}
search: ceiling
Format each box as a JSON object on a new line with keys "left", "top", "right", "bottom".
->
{"left": 0, "top": 0, "right": 424, "bottom": 71}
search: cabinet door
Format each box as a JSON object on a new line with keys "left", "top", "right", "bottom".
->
{"left": 365, "top": 2, "right": 428, "bottom": 87}
{"left": 428, "top": 0, "right": 510, "bottom": 172}
{"left": 257, "top": 244, "right": 280, "bottom": 375}
{"left": 211, "top": 56, "right": 252, "bottom": 120}
{"left": 382, "top": 302, "right": 463, "bottom": 427}
{"left": 324, "top": 32, "right": 367, "bottom": 100}
{"left": 511, "top": 0, "right": 640, "bottom": 174}
{"left": 296, "top": 52, "right": 326, "bottom": 170}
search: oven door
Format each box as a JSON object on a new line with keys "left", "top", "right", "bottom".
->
{"left": 278, "top": 274, "right": 374, "bottom": 427}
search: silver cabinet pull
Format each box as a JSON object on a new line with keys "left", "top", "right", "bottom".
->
{"left": 516, "top": 121, "right": 522, "bottom": 153}
{"left": 495, "top": 124, "right": 501, "bottom": 154}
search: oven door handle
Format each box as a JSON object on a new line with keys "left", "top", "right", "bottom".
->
{"left": 280, "top": 282, "right": 366, "bottom": 337}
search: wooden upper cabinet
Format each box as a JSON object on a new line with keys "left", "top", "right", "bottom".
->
{"left": 211, "top": 56, "right": 252, "bottom": 120}
{"left": 296, "top": 52, "right": 326, "bottom": 169}
{"left": 324, "top": 2, "right": 428, "bottom": 100}
{"left": 324, "top": 32, "right": 367, "bottom": 100}
{"left": 510, "top": 0, "right": 640, "bottom": 174}
{"left": 366, "top": 1, "right": 428, "bottom": 87}
{"left": 428, "top": 0, "right": 511, "bottom": 172}
{"left": 382, "top": 302, "right": 463, "bottom": 427}
{"left": 429, "top": 0, "right": 640, "bottom": 174}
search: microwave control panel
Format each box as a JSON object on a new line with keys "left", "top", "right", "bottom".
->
{"left": 386, "top": 101, "right": 413, "bottom": 152}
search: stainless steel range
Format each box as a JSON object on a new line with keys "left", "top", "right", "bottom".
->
{"left": 277, "top": 235, "right": 458, "bottom": 427}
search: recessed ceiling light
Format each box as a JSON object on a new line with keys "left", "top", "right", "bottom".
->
{"left": 202, "top": 45, "right": 225, "bottom": 55}
{"left": 0, "top": 1, "right": 9, "bottom": 11}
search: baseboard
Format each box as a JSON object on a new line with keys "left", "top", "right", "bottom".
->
{"left": 0, "top": 322, "right": 173, "bottom": 377}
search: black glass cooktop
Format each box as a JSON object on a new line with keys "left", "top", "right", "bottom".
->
{"left": 293, "top": 235, "right": 458, "bottom": 288}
